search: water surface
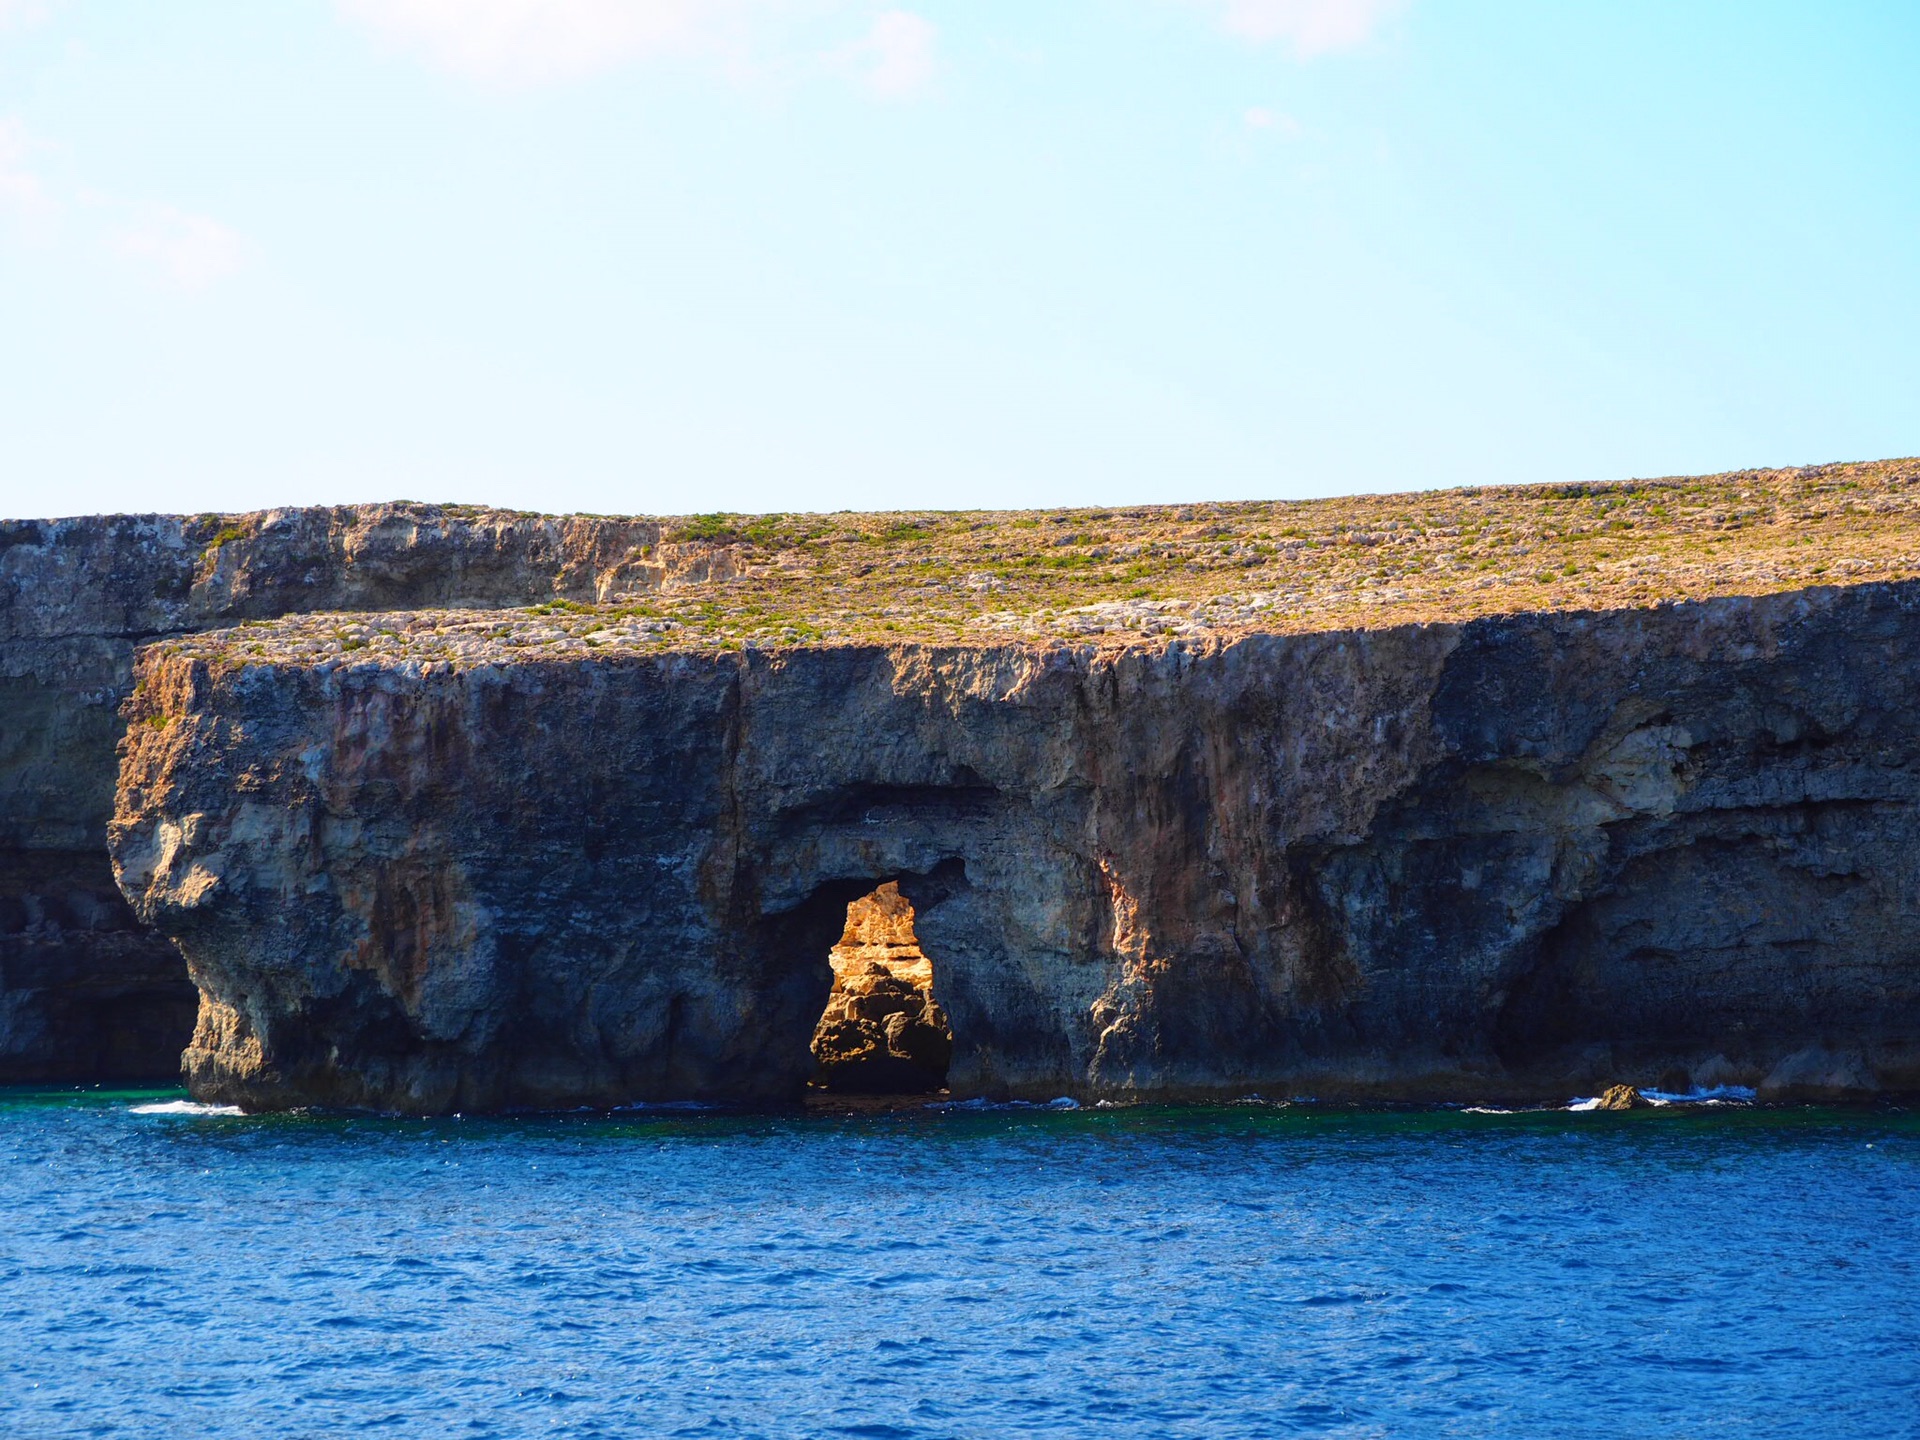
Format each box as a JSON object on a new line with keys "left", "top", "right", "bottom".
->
{"left": 2, "top": 1090, "right": 1914, "bottom": 1438}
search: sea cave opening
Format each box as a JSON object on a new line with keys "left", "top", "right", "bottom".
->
{"left": 808, "top": 881, "right": 953, "bottom": 1094}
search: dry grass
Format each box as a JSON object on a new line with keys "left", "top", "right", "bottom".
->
{"left": 174, "top": 457, "right": 1920, "bottom": 665}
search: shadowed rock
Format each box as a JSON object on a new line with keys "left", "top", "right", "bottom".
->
{"left": 108, "top": 580, "right": 1920, "bottom": 1112}
{"left": 0, "top": 504, "right": 678, "bottom": 1079}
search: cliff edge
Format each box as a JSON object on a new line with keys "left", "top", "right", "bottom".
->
{"left": 0, "top": 503, "right": 662, "bottom": 1079}
{"left": 9, "top": 457, "right": 1920, "bottom": 1101}
{"left": 111, "top": 581, "right": 1920, "bottom": 1111}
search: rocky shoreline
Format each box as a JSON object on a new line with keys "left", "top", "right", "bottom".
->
{"left": 7, "top": 471, "right": 1920, "bottom": 1110}
{"left": 113, "top": 582, "right": 1920, "bottom": 1113}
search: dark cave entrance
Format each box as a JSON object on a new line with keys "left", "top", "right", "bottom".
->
{"left": 808, "top": 881, "right": 953, "bottom": 1094}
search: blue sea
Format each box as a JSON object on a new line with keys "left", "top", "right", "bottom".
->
{"left": 1, "top": 1090, "right": 1915, "bottom": 1439}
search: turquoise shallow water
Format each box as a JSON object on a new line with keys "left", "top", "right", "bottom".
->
{"left": 1, "top": 1090, "right": 1915, "bottom": 1439}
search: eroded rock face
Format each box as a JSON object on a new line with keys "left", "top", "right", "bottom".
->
{"left": 811, "top": 884, "right": 953, "bottom": 1093}
{"left": 0, "top": 505, "right": 717, "bottom": 1079}
{"left": 110, "top": 581, "right": 1920, "bottom": 1111}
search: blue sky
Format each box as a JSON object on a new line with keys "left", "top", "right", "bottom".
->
{"left": 1, "top": 1, "right": 1915, "bottom": 518}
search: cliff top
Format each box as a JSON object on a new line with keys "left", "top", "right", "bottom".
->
{"left": 151, "top": 457, "right": 1920, "bottom": 665}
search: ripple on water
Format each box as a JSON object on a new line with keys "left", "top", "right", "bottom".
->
{"left": 0, "top": 1091, "right": 1912, "bottom": 1438}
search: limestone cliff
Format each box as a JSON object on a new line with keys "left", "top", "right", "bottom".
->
{"left": 0, "top": 504, "right": 690, "bottom": 1079}
{"left": 110, "top": 581, "right": 1920, "bottom": 1111}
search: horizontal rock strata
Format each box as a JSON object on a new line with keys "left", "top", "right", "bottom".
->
{"left": 111, "top": 580, "right": 1920, "bottom": 1111}
{"left": 0, "top": 504, "right": 679, "bottom": 1079}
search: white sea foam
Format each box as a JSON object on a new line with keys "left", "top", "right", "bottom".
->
{"left": 1566, "top": 1085, "right": 1757, "bottom": 1112}
{"left": 1642, "top": 1085, "right": 1757, "bottom": 1106}
{"left": 130, "top": 1100, "right": 245, "bottom": 1117}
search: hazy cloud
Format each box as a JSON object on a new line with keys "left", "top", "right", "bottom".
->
{"left": 860, "top": 10, "right": 935, "bottom": 98}
{"left": 1194, "top": 0, "right": 1403, "bottom": 55}
{"left": 336, "top": 0, "right": 725, "bottom": 88}
{"left": 0, "top": 115, "right": 244, "bottom": 287}
{"left": 113, "top": 205, "right": 248, "bottom": 288}
{"left": 0, "top": 118, "right": 58, "bottom": 230}
{"left": 1242, "top": 106, "right": 1302, "bottom": 134}
{"left": 338, "top": 0, "right": 943, "bottom": 96}
{"left": 0, "top": 0, "right": 53, "bottom": 31}
{"left": 335, "top": 1, "right": 1385, "bottom": 94}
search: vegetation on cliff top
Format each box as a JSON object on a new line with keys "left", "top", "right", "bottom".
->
{"left": 168, "top": 458, "right": 1920, "bottom": 664}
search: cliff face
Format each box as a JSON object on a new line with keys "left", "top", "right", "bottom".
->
{"left": 110, "top": 581, "right": 1920, "bottom": 1111}
{"left": 0, "top": 505, "right": 691, "bottom": 1079}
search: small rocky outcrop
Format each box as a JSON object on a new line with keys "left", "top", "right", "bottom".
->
{"left": 1593, "top": 1084, "right": 1650, "bottom": 1111}
{"left": 811, "top": 884, "right": 953, "bottom": 1093}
